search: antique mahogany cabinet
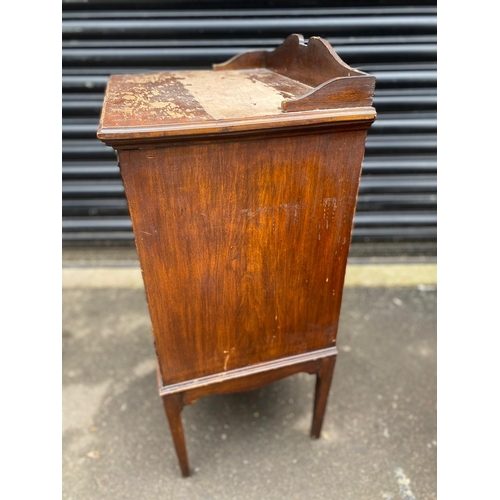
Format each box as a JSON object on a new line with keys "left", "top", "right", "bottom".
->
{"left": 97, "top": 34, "right": 376, "bottom": 477}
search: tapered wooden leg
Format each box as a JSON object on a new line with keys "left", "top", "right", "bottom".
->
{"left": 310, "top": 355, "right": 337, "bottom": 439}
{"left": 162, "top": 393, "right": 190, "bottom": 477}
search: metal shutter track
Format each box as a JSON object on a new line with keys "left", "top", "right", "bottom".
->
{"left": 62, "top": 2, "right": 437, "bottom": 250}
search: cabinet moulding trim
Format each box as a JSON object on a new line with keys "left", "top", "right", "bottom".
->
{"left": 98, "top": 107, "right": 376, "bottom": 148}
{"left": 158, "top": 346, "right": 338, "bottom": 397}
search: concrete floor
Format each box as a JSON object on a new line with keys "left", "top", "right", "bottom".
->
{"left": 62, "top": 285, "right": 436, "bottom": 500}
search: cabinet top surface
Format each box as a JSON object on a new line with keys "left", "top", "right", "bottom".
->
{"left": 100, "top": 68, "right": 312, "bottom": 129}
{"left": 97, "top": 35, "right": 376, "bottom": 144}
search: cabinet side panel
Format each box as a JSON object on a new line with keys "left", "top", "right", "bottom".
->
{"left": 118, "top": 130, "right": 367, "bottom": 385}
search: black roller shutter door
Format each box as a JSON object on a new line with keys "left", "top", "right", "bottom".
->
{"left": 62, "top": 1, "right": 437, "bottom": 256}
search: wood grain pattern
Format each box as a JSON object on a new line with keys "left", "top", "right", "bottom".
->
{"left": 282, "top": 75, "right": 375, "bottom": 112}
{"left": 118, "top": 129, "right": 368, "bottom": 386}
{"left": 97, "top": 34, "right": 375, "bottom": 476}
{"left": 214, "top": 33, "right": 367, "bottom": 86}
{"left": 214, "top": 33, "right": 375, "bottom": 111}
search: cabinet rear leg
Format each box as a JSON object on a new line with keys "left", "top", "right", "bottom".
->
{"left": 310, "top": 355, "right": 337, "bottom": 439}
{"left": 162, "top": 393, "right": 190, "bottom": 477}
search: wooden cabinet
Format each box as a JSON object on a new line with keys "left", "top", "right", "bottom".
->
{"left": 97, "top": 34, "right": 376, "bottom": 477}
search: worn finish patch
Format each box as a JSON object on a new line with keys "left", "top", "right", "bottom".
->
{"left": 172, "top": 70, "right": 294, "bottom": 120}
{"left": 101, "top": 72, "right": 213, "bottom": 128}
